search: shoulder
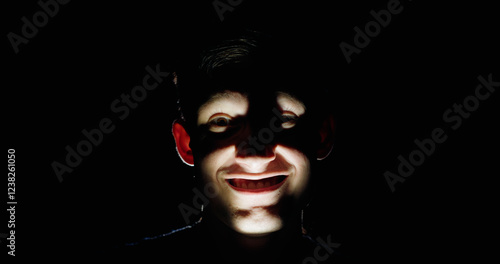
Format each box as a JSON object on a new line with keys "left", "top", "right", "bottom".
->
{"left": 102, "top": 222, "right": 207, "bottom": 260}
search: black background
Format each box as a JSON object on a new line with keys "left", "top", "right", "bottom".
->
{"left": 3, "top": 0, "right": 499, "bottom": 262}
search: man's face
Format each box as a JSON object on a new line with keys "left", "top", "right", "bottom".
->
{"left": 194, "top": 90, "right": 313, "bottom": 235}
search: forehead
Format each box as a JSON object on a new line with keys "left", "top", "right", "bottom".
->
{"left": 199, "top": 91, "right": 248, "bottom": 112}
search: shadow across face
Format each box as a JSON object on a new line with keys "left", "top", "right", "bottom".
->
{"left": 190, "top": 89, "right": 319, "bottom": 235}
{"left": 194, "top": 90, "right": 318, "bottom": 161}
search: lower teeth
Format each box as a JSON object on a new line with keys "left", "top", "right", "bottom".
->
{"left": 230, "top": 176, "right": 285, "bottom": 189}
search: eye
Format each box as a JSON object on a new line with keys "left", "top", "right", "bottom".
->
{"left": 281, "top": 112, "right": 298, "bottom": 129}
{"left": 207, "top": 114, "right": 232, "bottom": 133}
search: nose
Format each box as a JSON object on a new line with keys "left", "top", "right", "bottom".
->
{"left": 235, "top": 140, "right": 276, "bottom": 172}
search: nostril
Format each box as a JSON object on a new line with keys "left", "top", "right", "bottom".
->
{"left": 235, "top": 146, "right": 276, "bottom": 171}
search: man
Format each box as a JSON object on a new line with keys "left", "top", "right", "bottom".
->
{"left": 115, "top": 30, "right": 338, "bottom": 263}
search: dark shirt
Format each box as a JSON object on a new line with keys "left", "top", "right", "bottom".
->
{"left": 104, "top": 214, "right": 342, "bottom": 263}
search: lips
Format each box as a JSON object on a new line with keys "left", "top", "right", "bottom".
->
{"left": 226, "top": 175, "right": 288, "bottom": 193}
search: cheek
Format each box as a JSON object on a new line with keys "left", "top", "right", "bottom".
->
{"left": 199, "top": 145, "right": 235, "bottom": 183}
{"left": 276, "top": 145, "right": 311, "bottom": 196}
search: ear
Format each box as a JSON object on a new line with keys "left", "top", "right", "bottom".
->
{"left": 317, "top": 114, "right": 335, "bottom": 160}
{"left": 172, "top": 120, "right": 194, "bottom": 166}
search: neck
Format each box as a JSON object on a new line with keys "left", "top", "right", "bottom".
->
{"left": 204, "top": 211, "right": 303, "bottom": 262}
{"left": 235, "top": 232, "right": 273, "bottom": 251}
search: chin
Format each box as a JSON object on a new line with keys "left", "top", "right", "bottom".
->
{"left": 231, "top": 213, "right": 283, "bottom": 236}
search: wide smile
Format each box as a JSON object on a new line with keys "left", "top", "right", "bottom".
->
{"left": 225, "top": 175, "right": 288, "bottom": 193}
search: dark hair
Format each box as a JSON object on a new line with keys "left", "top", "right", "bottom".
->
{"left": 174, "top": 29, "right": 332, "bottom": 133}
